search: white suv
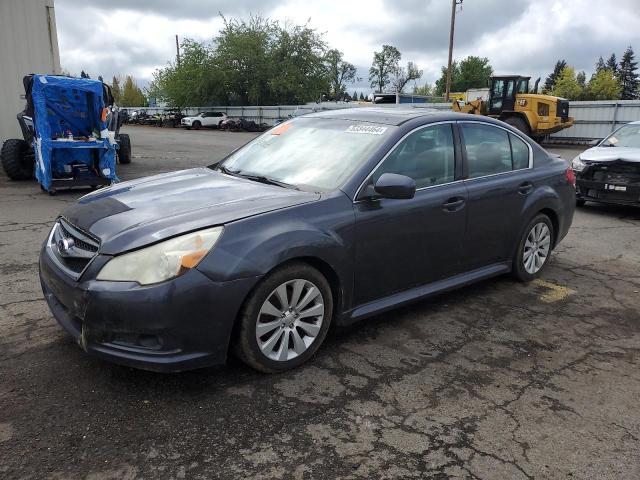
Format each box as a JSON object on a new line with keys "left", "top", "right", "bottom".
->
{"left": 181, "top": 111, "right": 227, "bottom": 129}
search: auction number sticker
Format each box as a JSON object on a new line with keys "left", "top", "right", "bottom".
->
{"left": 346, "top": 125, "right": 388, "bottom": 135}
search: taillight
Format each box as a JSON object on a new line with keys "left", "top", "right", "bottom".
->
{"left": 565, "top": 167, "right": 576, "bottom": 187}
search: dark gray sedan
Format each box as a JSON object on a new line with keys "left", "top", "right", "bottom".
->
{"left": 39, "top": 108, "right": 576, "bottom": 373}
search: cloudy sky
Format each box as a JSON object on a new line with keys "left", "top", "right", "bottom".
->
{"left": 55, "top": 0, "right": 640, "bottom": 94}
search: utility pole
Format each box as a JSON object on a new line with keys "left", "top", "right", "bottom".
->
{"left": 175, "top": 34, "right": 181, "bottom": 66}
{"left": 445, "top": 0, "right": 462, "bottom": 101}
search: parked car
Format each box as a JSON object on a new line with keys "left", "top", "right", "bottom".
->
{"left": 181, "top": 111, "right": 227, "bottom": 129}
{"left": 573, "top": 121, "right": 640, "bottom": 207}
{"left": 39, "top": 109, "right": 575, "bottom": 373}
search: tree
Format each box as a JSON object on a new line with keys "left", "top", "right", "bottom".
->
{"left": 551, "top": 67, "right": 582, "bottom": 100}
{"left": 543, "top": 60, "right": 567, "bottom": 93}
{"left": 111, "top": 76, "right": 122, "bottom": 104}
{"left": 392, "top": 61, "right": 423, "bottom": 93}
{"left": 119, "top": 75, "right": 147, "bottom": 106}
{"left": 369, "top": 45, "right": 401, "bottom": 92}
{"left": 619, "top": 46, "right": 639, "bottom": 99}
{"left": 413, "top": 82, "right": 433, "bottom": 96}
{"left": 606, "top": 53, "right": 618, "bottom": 74}
{"left": 352, "top": 91, "right": 358, "bottom": 101}
{"left": 324, "top": 49, "right": 358, "bottom": 100}
{"left": 434, "top": 56, "right": 492, "bottom": 95}
{"left": 80, "top": 70, "right": 90, "bottom": 79}
{"left": 359, "top": 92, "right": 365, "bottom": 101}
{"left": 577, "top": 71, "right": 586, "bottom": 88}
{"left": 595, "top": 56, "right": 606, "bottom": 72}
{"left": 587, "top": 69, "right": 621, "bottom": 100}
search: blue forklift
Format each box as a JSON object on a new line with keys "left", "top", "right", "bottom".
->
{"left": 1, "top": 74, "right": 132, "bottom": 194}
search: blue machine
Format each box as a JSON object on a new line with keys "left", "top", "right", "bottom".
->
{"left": 30, "top": 74, "right": 118, "bottom": 193}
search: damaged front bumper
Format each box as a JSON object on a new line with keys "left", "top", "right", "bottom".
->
{"left": 39, "top": 243, "right": 258, "bottom": 372}
{"left": 576, "top": 161, "right": 640, "bottom": 206}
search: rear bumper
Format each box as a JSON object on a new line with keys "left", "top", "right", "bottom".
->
{"left": 39, "top": 246, "right": 260, "bottom": 372}
{"left": 576, "top": 179, "right": 640, "bottom": 206}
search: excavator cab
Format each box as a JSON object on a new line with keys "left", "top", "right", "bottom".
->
{"left": 488, "top": 76, "right": 530, "bottom": 115}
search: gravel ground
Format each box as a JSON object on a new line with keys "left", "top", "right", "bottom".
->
{"left": 0, "top": 126, "right": 639, "bottom": 479}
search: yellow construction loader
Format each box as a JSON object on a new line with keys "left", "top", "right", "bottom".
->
{"left": 452, "top": 76, "right": 574, "bottom": 140}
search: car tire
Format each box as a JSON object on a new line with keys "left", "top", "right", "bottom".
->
{"left": 192, "top": 121, "right": 202, "bottom": 130}
{"left": 117, "top": 134, "right": 132, "bottom": 164}
{"left": 512, "top": 213, "right": 554, "bottom": 282}
{"left": 233, "top": 262, "right": 333, "bottom": 373}
{"left": 1, "top": 138, "right": 33, "bottom": 180}
{"left": 576, "top": 198, "right": 586, "bottom": 207}
{"left": 504, "top": 116, "right": 531, "bottom": 138}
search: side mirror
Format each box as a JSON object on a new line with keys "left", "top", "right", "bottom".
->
{"left": 373, "top": 173, "right": 416, "bottom": 200}
{"left": 588, "top": 139, "right": 602, "bottom": 147}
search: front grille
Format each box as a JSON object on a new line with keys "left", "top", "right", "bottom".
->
{"left": 557, "top": 99, "right": 569, "bottom": 122}
{"left": 47, "top": 218, "right": 100, "bottom": 279}
{"left": 588, "top": 162, "right": 640, "bottom": 185}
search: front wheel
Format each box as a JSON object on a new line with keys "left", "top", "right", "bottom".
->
{"left": 512, "top": 213, "right": 554, "bottom": 282}
{"left": 117, "top": 134, "right": 132, "bottom": 164}
{"left": 234, "top": 262, "right": 333, "bottom": 373}
{"left": 1, "top": 139, "right": 33, "bottom": 180}
{"left": 192, "top": 121, "right": 202, "bottom": 130}
{"left": 504, "top": 116, "right": 531, "bottom": 138}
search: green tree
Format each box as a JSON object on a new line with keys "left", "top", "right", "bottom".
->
{"left": 324, "top": 49, "right": 358, "bottom": 100}
{"left": 594, "top": 56, "right": 606, "bottom": 72}
{"left": 619, "top": 46, "right": 639, "bottom": 99}
{"left": 606, "top": 53, "right": 618, "bottom": 74}
{"left": 392, "top": 61, "right": 423, "bottom": 93}
{"left": 586, "top": 69, "right": 621, "bottom": 100}
{"left": 413, "top": 82, "right": 433, "bottom": 96}
{"left": 352, "top": 91, "right": 358, "bottom": 101}
{"left": 551, "top": 67, "right": 582, "bottom": 100}
{"left": 435, "top": 56, "right": 492, "bottom": 95}
{"left": 359, "top": 92, "right": 365, "bottom": 101}
{"left": 111, "top": 76, "right": 122, "bottom": 104}
{"left": 543, "top": 59, "right": 567, "bottom": 93}
{"left": 369, "top": 45, "right": 401, "bottom": 92}
{"left": 120, "top": 75, "right": 147, "bottom": 106}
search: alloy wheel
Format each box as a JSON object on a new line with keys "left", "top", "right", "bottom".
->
{"left": 255, "top": 279, "right": 325, "bottom": 362}
{"left": 523, "top": 222, "right": 551, "bottom": 274}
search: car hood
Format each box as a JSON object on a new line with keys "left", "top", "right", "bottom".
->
{"left": 580, "top": 147, "right": 640, "bottom": 163}
{"left": 182, "top": 116, "right": 198, "bottom": 121}
{"left": 62, "top": 168, "right": 320, "bottom": 254}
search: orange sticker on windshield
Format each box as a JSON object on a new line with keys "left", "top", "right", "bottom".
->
{"left": 271, "top": 123, "right": 292, "bottom": 135}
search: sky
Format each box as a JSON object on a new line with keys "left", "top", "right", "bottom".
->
{"left": 55, "top": 0, "right": 640, "bottom": 94}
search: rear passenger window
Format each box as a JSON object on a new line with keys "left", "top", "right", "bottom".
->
{"left": 372, "top": 124, "right": 455, "bottom": 189}
{"left": 510, "top": 133, "right": 530, "bottom": 169}
{"left": 461, "top": 124, "right": 512, "bottom": 178}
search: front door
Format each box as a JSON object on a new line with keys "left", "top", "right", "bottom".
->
{"left": 353, "top": 123, "right": 468, "bottom": 306}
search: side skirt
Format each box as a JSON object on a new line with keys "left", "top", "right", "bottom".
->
{"left": 341, "top": 262, "right": 511, "bottom": 326}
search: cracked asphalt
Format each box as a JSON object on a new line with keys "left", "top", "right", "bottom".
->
{"left": 1, "top": 126, "right": 639, "bottom": 479}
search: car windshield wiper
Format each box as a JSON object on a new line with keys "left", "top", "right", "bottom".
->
{"left": 217, "top": 165, "right": 299, "bottom": 190}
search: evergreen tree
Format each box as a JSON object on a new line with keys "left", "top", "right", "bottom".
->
{"left": 577, "top": 71, "right": 586, "bottom": 88}
{"left": 543, "top": 60, "right": 567, "bottom": 92}
{"left": 606, "top": 54, "right": 618, "bottom": 74}
{"left": 595, "top": 56, "right": 606, "bottom": 72}
{"left": 352, "top": 91, "right": 358, "bottom": 101}
{"left": 619, "top": 46, "right": 639, "bottom": 99}
{"left": 359, "top": 92, "right": 365, "bottom": 100}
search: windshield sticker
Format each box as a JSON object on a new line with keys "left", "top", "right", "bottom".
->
{"left": 608, "top": 136, "right": 619, "bottom": 144}
{"left": 271, "top": 123, "right": 293, "bottom": 135}
{"left": 346, "top": 125, "right": 388, "bottom": 135}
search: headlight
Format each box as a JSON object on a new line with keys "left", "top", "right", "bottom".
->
{"left": 571, "top": 156, "right": 586, "bottom": 172}
{"left": 97, "top": 226, "right": 223, "bottom": 285}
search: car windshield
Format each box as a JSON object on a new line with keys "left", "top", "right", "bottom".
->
{"left": 602, "top": 124, "right": 640, "bottom": 148}
{"left": 216, "top": 118, "right": 395, "bottom": 190}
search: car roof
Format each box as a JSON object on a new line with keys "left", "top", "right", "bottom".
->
{"left": 302, "top": 107, "right": 490, "bottom": 126}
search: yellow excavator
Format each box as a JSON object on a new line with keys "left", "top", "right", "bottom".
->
{"left": 452, "top": 75, "right": 574, "bottom": 140}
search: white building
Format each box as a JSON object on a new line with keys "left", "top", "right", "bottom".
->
{"left": 0, "top": 0, "right": 61, "bottom": 142}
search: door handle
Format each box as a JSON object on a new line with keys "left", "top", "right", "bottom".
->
{"left": 518, "top": 182, "right": 534, "bottom": 195}
{"left": 442, "top": 197, "right": 465, "bottom": 212}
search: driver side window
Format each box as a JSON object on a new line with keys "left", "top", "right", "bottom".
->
{"left": 372, "top": 124, "right": 456, "bottom": 189}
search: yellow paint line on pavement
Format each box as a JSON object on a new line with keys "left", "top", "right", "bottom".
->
{"left": 532, "top": 279, "right": 577, "bottom": 303}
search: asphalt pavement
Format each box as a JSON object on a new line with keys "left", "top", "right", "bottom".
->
{"left": 0, "top": 126, "right": 639, "bottom": 479}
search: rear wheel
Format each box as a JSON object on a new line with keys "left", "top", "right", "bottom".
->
{"left": 1, "top": 139, "right": 33, "bottom": 180}
{"left": 117, "top": 134, "right": 132, "bottom": 164}
{"left": 512, "top": 213, "right": 554, "bottom": 282}
{"left": 504, "top": 116, "right": 531, "bottom": 138}
{"left": 234, "top": 262, "right": 333, "bottom": 373}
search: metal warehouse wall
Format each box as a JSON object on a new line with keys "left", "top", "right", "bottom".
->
{"left": 0, "top": 0, "right": 61, "bottom": 142}
{"left": 126, "top": 100, "right": 640, "bottom": 142}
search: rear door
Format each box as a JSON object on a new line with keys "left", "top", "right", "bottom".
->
{"left": 353, "top": 122, "right": 468, "bottom": 305}
{"left": 458, "top": 121, "right": 534, "bottom": 270}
